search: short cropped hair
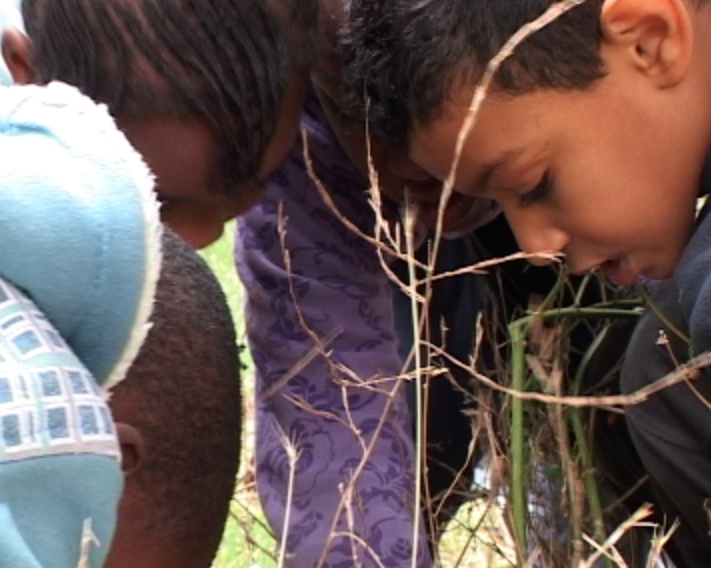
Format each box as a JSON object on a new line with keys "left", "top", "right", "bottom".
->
{"left": 23, "top": 0, "right": 287, "bottom": 191}
{"left": 343, "top": 0, "right": 609, "bottom": 151}
{"left": 109, "top": 230, "right": 241, "bottom": 559}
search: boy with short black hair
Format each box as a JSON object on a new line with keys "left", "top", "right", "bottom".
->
{"left": 106, "top": 229, "right": 242, "bottom": 568}
{"left": 346, "top": 0, "right": 709, "bottom": 288}
{"left": 345, "top": 0, "right": 711, "bottom": 564}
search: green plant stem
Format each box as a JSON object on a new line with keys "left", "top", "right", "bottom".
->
{"left": 571, "top": 327, "right": 612, "bottom": 567}
{"left": 554, "top": 401, "right": 584, "bottom": 565}
{"left": 569, "top": 407, "right": 608, "bottom": 563}
{"left": 520, "top": 307, "right": 641, "bottom": 327}
{"left": 509, "top": 321, "right": 528, "bottom": 563}
{"left": 573, "top": 270, "right": 595, "bottom": 307}
{"left": 536, "top": 266, "right": 568, "bottom": 313}
{"left": 507, "top": 288, "right": 640, "bottom": 565}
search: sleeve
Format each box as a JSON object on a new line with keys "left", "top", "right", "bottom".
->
{"left": 235, "top": 101, "right": 432, "bottom": 567}
{"left": 0, "top": 276, "right": 123, "bottom": 568}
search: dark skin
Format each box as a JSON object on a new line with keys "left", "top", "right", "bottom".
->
{"left": 107, "top": 413, "right": 220, "bottom": 568}
{"left": 106, "top": 423, "right": 168, "bottom": 568}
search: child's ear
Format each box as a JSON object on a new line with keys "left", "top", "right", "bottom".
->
{"left": 115, "top": 422, "right": 146, "bottom": 476}
{"left": 1, "top": 28, "right": 37, "bottom": 85}
{"left": 600, "top": 0, "right": 693, "bottom": 88}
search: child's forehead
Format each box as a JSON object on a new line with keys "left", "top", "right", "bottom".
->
{"left": 408, "top": 86, "right": 600, "bottom": 191}
{"left": 415, "top": 89, "right": 541, "bottom": 153}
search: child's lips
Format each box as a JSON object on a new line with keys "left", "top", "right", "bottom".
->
{"left": 600, "top": 258, "right": 638, "bottom": 287}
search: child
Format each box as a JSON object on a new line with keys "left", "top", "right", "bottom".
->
{"left": 237, "top": 1, "right": 604, "bottom": 565}
{"left": 346, "top": 0, "right": 711, "bottom": 564}
{"left": 239, "top": 1, "right": 611, "bottom": 565}
{"left": 0, "top": 82, "right": 242, "bottom": 567}
{"left": 235, "top": 2, "right": 494, "bottom": 566}
{"left": 105, "top": 230, "right": 242, "bottom": 568}
{"left": 236, "top": 88, "right": 435, "bottom": 568}
{"left": 0, "top": 1, "right": 289, "bottom": 564}
{"left": 0, "top": 81, "right": 161, "bottom": 568}
{"left": 3, "top": 0, "right": 304, "bottom": 249}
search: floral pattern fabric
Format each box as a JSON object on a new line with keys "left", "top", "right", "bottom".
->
{"left": 235, "top": 96, "right": 431, "bottom": 567}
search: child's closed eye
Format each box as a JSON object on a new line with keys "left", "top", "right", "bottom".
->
{"left": 518, "top": 171, "right": 553, "bottom": 208}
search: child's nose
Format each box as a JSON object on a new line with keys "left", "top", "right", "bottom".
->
{"left": 507, "top": 213, "right": 568, "bottom": 266}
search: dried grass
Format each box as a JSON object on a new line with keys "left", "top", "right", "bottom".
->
{"left": 207, "top": 1, "right": 711, "bottom": 565}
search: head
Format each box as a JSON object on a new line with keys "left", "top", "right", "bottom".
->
{"left": 269, "top": 0, "right": 492, "bottom": 235}
{"left": 2, "top": 0, "right": 304, "bottom": 247}
{"left": 105, "top": 230, "right": 242, "bottom": 568}
{"left": 346, "top": 0, "right": 711, "bottom": 285}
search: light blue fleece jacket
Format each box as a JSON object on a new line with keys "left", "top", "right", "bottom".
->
{"left": 0, "top": 83, "right": 161, "bottom": 567}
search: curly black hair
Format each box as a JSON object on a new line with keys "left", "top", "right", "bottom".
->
{"left": 110, "top": 230, "right": 241, "bottom": 561}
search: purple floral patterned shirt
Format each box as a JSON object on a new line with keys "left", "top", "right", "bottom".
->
{"left": 235, "top": 95, "right": 432, "bottom": 567}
